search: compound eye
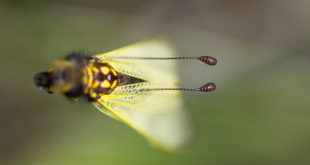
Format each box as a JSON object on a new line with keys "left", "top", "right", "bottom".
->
{"left": 34, "top": 72, "right": 51, "bottom": 88}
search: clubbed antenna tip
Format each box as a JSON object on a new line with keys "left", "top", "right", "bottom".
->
{"left": 196, "top": 82, "right": 216, "bottom": 92}
{"left": 195, "top": 56, "right": 217, "bottom": 66}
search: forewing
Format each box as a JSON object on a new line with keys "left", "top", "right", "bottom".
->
{"left": 94, "top": 89, "right": 193, "bottom": 152}
{"left": 95, "top": 39, "right": 179, "bottom": 87}
{"left": 93, "top": 40, "right": 194, "bottom": 151}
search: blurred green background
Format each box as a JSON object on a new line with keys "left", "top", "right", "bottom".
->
{"left": 1, "top": 0, "right": 310, "bottom": 165}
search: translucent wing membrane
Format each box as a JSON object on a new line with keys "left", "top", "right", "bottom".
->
{"left": 93, "top": 90, "right": 193, "bottom": 151}
{"left": 93, "top": 40, "right": 193, "bottom": 151}
{"left": 103, "top": 83, "right": 151, "bottom": 105}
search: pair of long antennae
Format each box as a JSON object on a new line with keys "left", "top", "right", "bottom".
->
{"left": 109, "top": 56, "right": 217, "bottom": 92}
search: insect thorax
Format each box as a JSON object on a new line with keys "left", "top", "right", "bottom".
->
{"left": 83, "top": 58, "right": 146, "bottom": 100}
{"left": 83, "top": 60, "right": 119, "bottom": 100}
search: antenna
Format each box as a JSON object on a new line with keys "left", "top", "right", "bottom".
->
{"left": 138, "top": 82, "right": 216, "bottom": 92}
{"left": 108, "top": 55, "right": 217, "bottom": 93}
{"left": 109, "top": 56, "right": 217, "bottom": 66}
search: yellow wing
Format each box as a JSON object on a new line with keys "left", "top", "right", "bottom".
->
{"left": 93, "top": 39, "right": 194, "bottom": 152}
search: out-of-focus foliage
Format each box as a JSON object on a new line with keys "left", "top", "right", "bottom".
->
{"left": 0, "top": 0, "right": 309, "bottom": 165}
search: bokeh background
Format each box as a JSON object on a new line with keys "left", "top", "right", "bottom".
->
{"left": 1, "top": 0, "right": 310, "bottom": 165}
